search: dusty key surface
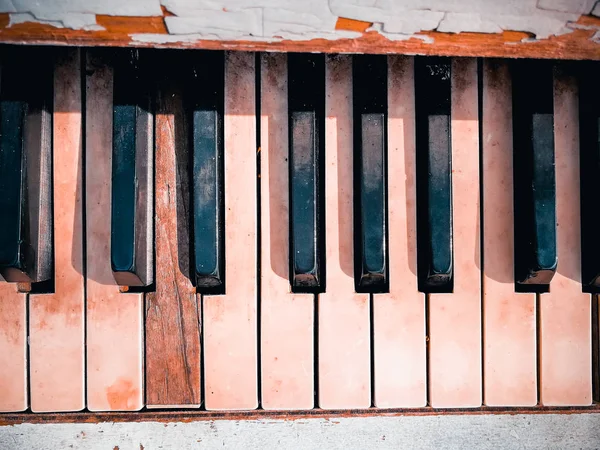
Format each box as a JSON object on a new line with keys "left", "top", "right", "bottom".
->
{"left": 29, "top": 49, "right": 85, "bottom": 412}
{"left": 319, "top": 55, "right": 371, "bottom": 409}
{"left": 85, "top": 51, "right": 144, "bottom": 412}
{"left": 482, "top": 59, "right": 537, "bottom": 407}
{"left": 260, "top": 53, "right": 315, "bottom": 410}
{"left": 372, "top": 56, "right": 426, "bottom": 408}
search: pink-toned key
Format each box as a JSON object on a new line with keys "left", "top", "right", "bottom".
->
{"left": 429, "top": 58, "right": 482, "bottom": 408}
{"left": 319, "top": 55, "right": 370, "bottom": 410}
{"left": 372, "top": 56, "right": 426, "bottom": 408}
{"left": 539, "top": 68, "right": 591, "bottom": 406}
{"left": 84, "top": 52, "right": 144, "bottom": 412}
{"left": 0, "top": 284, "right": 27, "bottom": 412}
{"left": 29, "top": 49, "right": 85, "bottom": 412}
{"left": 260, "top": 53, "right": 314, "bottom": 410}
{"left": 482, "top": 59, "right": 537, "bottom": 407}
{"left": 204, "top": 52, "right": 258, "bottom": 411}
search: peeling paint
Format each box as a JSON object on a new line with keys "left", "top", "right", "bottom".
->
{"left": 9, "top": 12, "right": 103, "bottom": 30}
{"left": 0, "top": 0, "right": 598, "bottom": 46}
{"left": 2, "top": 0, "right": 162, "bottom": 16}
{"left": 537, "top": 0, "right": 597, "bottom": 14}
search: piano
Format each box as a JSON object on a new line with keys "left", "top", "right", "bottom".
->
{"left": 0, "top": 44, "right": 599, "bottom": 416}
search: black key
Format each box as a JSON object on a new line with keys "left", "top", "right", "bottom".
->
{"left": 190, "top": 52, "right": 225, "bottom": 292}
{"left": 579, "top": 62, "right": 600, "bottom": 289}
{"left": 513, "top": 60, "right": 557, "bottom": 287}
{"left": 288, "top": 53, "right": 325, "bottom": 292}
{"left": 415, "top": 57, "right": 453, "bottom": 293}
{"left": 0, "top": 53, "right": 53, "bottom": 283}
{"left": 111, "top": 51, "right": 154, "bottom": 287}
{"left": 353, "top": 55, "right": 388, "bottom": 292}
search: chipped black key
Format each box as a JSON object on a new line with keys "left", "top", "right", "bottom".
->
{"left": 111, "top": 51, "right": 154, "bottom": 287}
{"left": 288, "top": 53, "right": 325, "bottom": 292}
{"left": 579, "top": 62, "right": 600, "bottom": 289}
{"left": 513, "top": 60, "right": 557, "bottom": 287}
{"left": 415, "top": 57, "right": 453, "bottom": 293}
{"left": 0, "top": 52, "right": 53, "bottom": 283}
{"left": 190, "top": 52, "right": 225, "bottom": 292}
{"left": 353, "top": 55, "right": 388, "bottom": 292}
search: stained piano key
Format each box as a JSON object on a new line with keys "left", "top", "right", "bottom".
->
{"left": 372, "top": 55, "right": 426, "bottom": 408}
{"left": 86, "top": 50, "right": 144, "bottom": 412}
{"left": 29, "top": 48, "right": 85, "bottom": 412}
{"left": 288, "top": 53, "right": 324, "bottom": 291}
{"left": 260, "top": 53, "right": 315, "bottom": 410}
{"left": 415, "top": 57, "right": 453, "bottom": 292}
{"left": 319, "top": 54, "right": 371, "bottom": 409}
{"left": 0, "top": 54, "right": 52, "bottom": 283}
{"left": 428, "top": 58, "right": 482, "bottom": 408}
{"left": 482, "top": 59, "right": 537, "bottom": 407}
{"left": 579, "top": 62, "right": 600, "bottom": 289}
{"left": 539, "top": 64, "right": 591, "bottom": 405}
{"left": 513, "top": 60, "right": 557, "bottom": 287}
{"left": 203, "top": 51, "right": 258, "bottom": 410}
{"left": 191, "top": 52, "right": 225, "bottom": 291}
{"left": 111, "top": 52, "right": 153, "bottom": 287}
{"left": 353, "top": 55, "right": 388, "bottom": 292}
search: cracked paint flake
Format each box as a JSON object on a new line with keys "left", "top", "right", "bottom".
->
{"left": 4, "top": 0, "right": 162, "bottom": 16}
{"left": 537, "top": 0, "right": 597, "bottom": 14}
{"left": 165, "top": 9, "right": 263, "bottom": 37}
{"left": 9, "top": 11, "right": 103, "bottom": 30}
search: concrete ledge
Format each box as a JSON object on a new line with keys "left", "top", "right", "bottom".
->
{"left": 1, "top": 413, "right": 600, "bottom": 449}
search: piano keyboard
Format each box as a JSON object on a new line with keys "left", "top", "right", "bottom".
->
{"left": 0, "top": 46, "right": 599, "bottom": 413}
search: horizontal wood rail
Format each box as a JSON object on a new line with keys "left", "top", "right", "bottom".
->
{"left": 1, "top": 405, "right": 600, "bottom": 426}
{"left": 0, "top": 14, "right": 598, "bottom": 60}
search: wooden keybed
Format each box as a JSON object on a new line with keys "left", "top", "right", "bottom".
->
{"left": 0, "top": 44, "right": 599, "bottom": 422}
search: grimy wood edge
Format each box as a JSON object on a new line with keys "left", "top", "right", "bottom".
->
{"left": 1, "top": 405, "right": 600, "bottom": 425}
{"left": 0, "top": 14, "right": 598, "bottom": 60}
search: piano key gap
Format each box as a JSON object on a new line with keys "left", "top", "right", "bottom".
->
{"left": 477, "top": 57, "right": 485, "bottom": 405}
{"left": 255, "top": 51, "right": 263, "bottom": 410}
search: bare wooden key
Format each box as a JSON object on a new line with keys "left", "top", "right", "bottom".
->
{"left": 146, "top": 53, "right": 201, "bottom": 408}
{"left": 482, "top": 59, "right": 536, "bottom": 407}
{"left": 29, "top": 49, "right": 85, "bottom": 412}
{"left": 260, "top": 53, "right": 314, "bottom": 410}
{"left": 85, "top": 50, "right": 145, "bottom": 411}
{"left": 428, "top": 58, "right": 482, "bottom": 408}
{"left": 372, "top": 56, "right": 426, "bottom": 408}
{"left": 203, "top": 52, "right": 258, "bottom": 410}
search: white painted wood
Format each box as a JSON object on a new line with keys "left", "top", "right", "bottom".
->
{"left": 1, "top": 414, "right": 600, "bottom": 449}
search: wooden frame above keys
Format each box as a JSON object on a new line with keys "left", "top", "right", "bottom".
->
{"left": 0, "top": 14, "right": 598, "bottom": 61}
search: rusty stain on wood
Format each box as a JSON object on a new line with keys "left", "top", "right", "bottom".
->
{"left": 0, "top": 14, "right": 597, "bottom": 60}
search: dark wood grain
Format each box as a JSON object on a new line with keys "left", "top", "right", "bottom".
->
{"left": 145, "top": 59, "right": 201, "bottom": 407}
